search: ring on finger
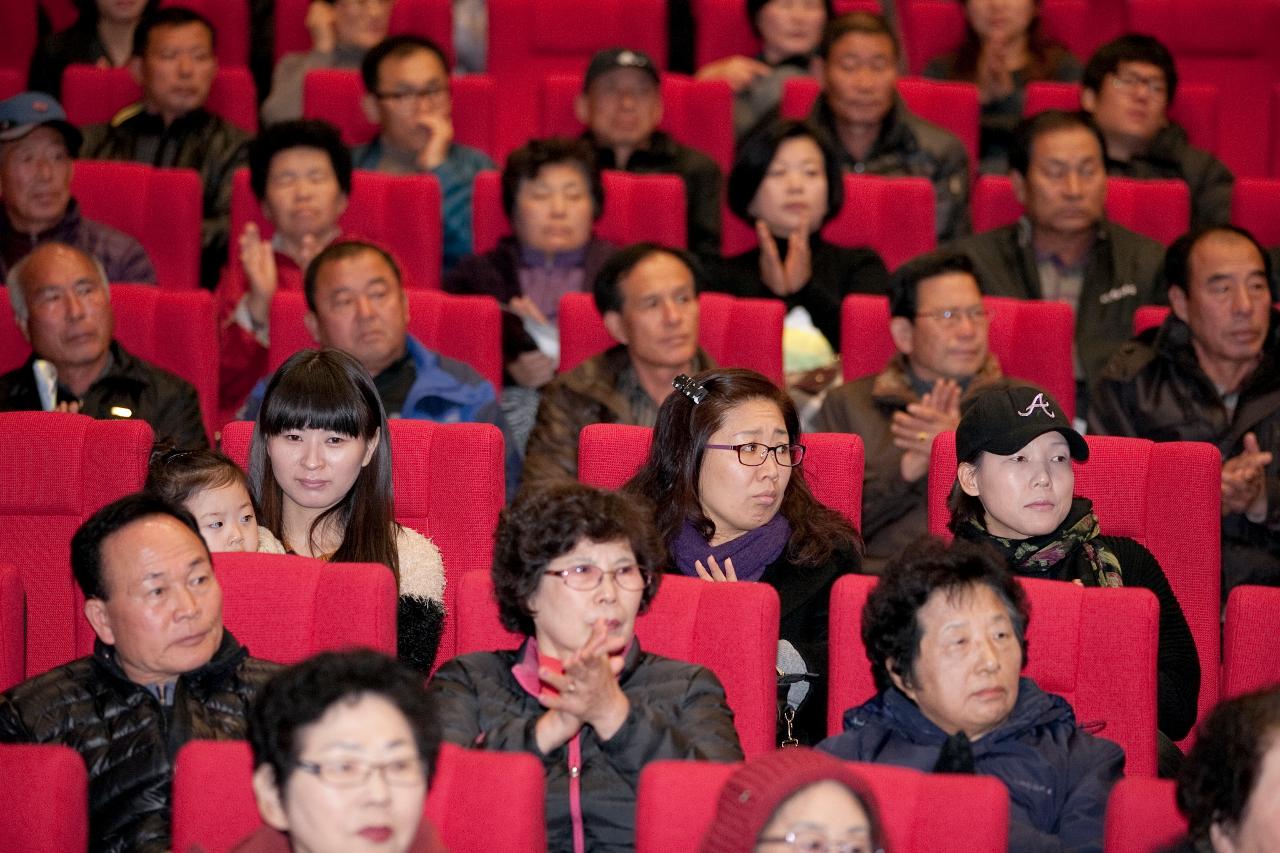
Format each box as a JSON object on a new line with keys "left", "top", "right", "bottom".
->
{"left": 918, "top": 431, "right": 928, "bottom": 443}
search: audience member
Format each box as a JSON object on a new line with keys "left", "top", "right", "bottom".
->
{"left": 625, "top": 368, "right": 863, "bottom": 745}
{"left": 146, "top": 447, "right": 285, "bottom": 553}
{"left": 261, "top": 0, "right": 393, "bottom": 125}
{"left": 0, "top": 492, "right": 280, "bottom": 853}
{"left": 811, "top": 12, "right": 971, "bottom": 241}
{"left": 81, "top": 7, "right": 251, "bottom": 287}
{"left": 1081, "top": 34, "right": 1232, "bottom": 230}
{"left": 699, "top": 748, "right": 885, "bottom": 853}
{"left": 714, "top": 118, "right": 889, "bottom": 357}
{"left": 948, "top": 110, "right": 1165, "bottom": 406}
{"left": 0, "top": 242, "right": 207, "bottom": 449}
{"left": 696, "top": 0, "right": 832, "bottom": 138}
{"left": 576, "top": 47, "right": 722, "bottom": 261}
{"left": 951, "top": 383, "right": 1200, "bottom": 767}
{"left": 815, "top": 250, "right": 1000, "bottom": 572}
{"left": 923, "top": 0, "right": 1081, "bottom": 172}
{"left": 1170, "top": 686, "right": 1280, "bottom": 853}
{"left": 0, "top": 91, "right": 154, "bottom": 283}
{"left": 818, "top": 537, "right": 1123, "bottom": 852}
{"left": 27, "top": 0, "right": 159, "bottom": 99}
{"left": 429, "top": 482, "right": 743, "bottom": 852}
{"left": 443, "top": 137, "right": 616, "bottom": 450}
{"left": 355, "top": 35, "right": 494, "bottom": 271}
{"left": 242, "top": 649, "right": 446, "bottom": 853}
{"left": 523, "top": 243, "right": 711, "bottom": 488}
{"left": 248, "top": 348, "right": 445, "bottom": 672}
{"left": 1090, "top": 225, "right": 1280, "bottom": 596}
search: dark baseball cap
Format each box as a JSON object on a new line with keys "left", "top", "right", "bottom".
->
{"left": 0, "top": 92, "right": 82, "bottom": 156}
{"left": 956, "top": 384, "right": 1088, "bottom": 462}
{"left": 583, "top": 48, "right": 660, "bottom": 91}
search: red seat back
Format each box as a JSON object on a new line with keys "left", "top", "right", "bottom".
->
{"left": 0, "top": 564, "right": 22, "bottom": 692}
{"left": 1026, "top": 81, "right": 1220, "bottom": 156}
{"left": 1103, "top": 777, "right": 1187, "bottom": 853}
{"left": 840, "top": 293, "right": 1077, "bottom": 421}
{"left": 275, "top": 0, "right": 454, "bottom": 63}
{"left": 230, "top": 168, "right": 444, "bottom": 289}
{"left": 0, "top": 69, "right": 24, "bottom": 100}
{"left": 62, "top": 65, "right": 258, "bottom": 133}
{"left": 159, "top": 0, "right": 249, "bottom": 67}
{"left": 827, "top": 573, "right": 1160, "bottom": 775}
{"left": 69, "top": 161, "right": 204, "bottom": 289}
{"left": 0, "top": 413, "right": 151, "bottom": 679}
{"left": 220, "top": 419, "right": 505, "bottom": 666}
{"left": 577, "top": 422, "right": 865, "bottom": 530}
{"left": 448, "top": 570, "right": 780, "bottom": 756}
{"left": 1223, "top": 585, "right": 1280, "bottom": 699}
{"left": 172, "top": 740, "right": 546, "bottom": 853}
{"left": 901, "top": 0, "right": 1091, "bottom": 75}
{"left": 1133, "top": 305, "right": 1170, "bottom": 336}
{"left": 555, "top": 291, "right": 785, "bottom": 386}
{"left": 471, "top": 169, "right": 687, "bottom": 254}
{"left": 636, "top": 758, "right": 1009, "bottom": 853}
{"left": 971, "top": 175, "right": 1190, "bottom": 246}
{"left": 0, "top": 3, "right": 36, "bottom": 73}
{"left": 0, "top": 744, "right": 88, "bottom": 852}
{"left": 927, "top": 432, "right": 1222, "bottom": 752}
{"left": 1232, "top": 177, "right": 1280, "bottom": 246}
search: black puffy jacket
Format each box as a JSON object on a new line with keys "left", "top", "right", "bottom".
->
{"left": 0, "top": 631, "right": 278, "bottom": 853}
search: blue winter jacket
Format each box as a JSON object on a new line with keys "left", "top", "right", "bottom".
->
{"left": 817, "top": 678, "right": 1124, "bottom": 853}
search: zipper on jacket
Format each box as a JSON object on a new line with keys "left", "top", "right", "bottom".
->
{"left": 568, "top": 734, "right": 585, "bottom": 853}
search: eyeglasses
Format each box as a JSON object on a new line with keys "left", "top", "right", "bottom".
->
{"left": 375, "top": 84, "right": 449, "bottom": 106}
{"left": 295, "top": 756, "right": 425, "bottom": 789}
{"left": 705, "top": 442, "right": 806, "bottom": 467}
{"left": 757, "top": 829, "right": 880, "bottom": 853}
{"left": 1110, "top": 71, "right": 1168, "bottom": 98}
{"left": 544, "top": 563, "right": 648, "bottom": 591}
{"left": 335, "top": 0, "right": 392, "bottom": 10}
{"left": 915, "top": 305, "right": 991, "bottom": 325}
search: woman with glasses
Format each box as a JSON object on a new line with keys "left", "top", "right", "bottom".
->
{"left": 249, "top": 348, "right": 446, "bottom": 673}
{"left": 625, "top": 368, "right": 863, "bottom": 745}
{"left": 241, "top": 649, "right": 446, "bottom": 853}
{"left": 429, "top": 482, "right": 743, "bottom": 853}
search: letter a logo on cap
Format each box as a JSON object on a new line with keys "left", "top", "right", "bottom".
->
{"left": 1017, "top": 393, "right": 1054, "bottom": 418}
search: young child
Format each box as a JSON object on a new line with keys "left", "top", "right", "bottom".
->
{"left": 146, "top": 448, "right": 285, "bottom": 554}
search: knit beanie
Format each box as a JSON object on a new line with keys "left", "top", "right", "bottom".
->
{"left": 698, "top": 748, "right": 881, "bottom": 853}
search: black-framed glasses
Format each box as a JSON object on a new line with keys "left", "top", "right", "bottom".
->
{"left": 914, "top": 305, "right": 991, "bottom": 325}
{"left": 757, "top": 829, "right": 879, "bottom": 853}
{"left": 705, "top": 442, "right": 805, "bottom": 467}
{"left": 375, "top": 84, "right": 449, "bottom": 106}
{"left": 295, "top": 756, "right": 426, "bottom": 789}
{"left": 544, "top": 564, "right": 648, "bottom": 591}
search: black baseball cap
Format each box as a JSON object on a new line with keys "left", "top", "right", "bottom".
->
{"left": 583, "top": 48, "right": 660, "bottom": 91}
{"left": 956, "top": 384, "right": 1088, "bottom": 462}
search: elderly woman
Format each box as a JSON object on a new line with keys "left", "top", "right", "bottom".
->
{"left": 240, "top": 649, "right": 445, "bottom": 853}
{"left": 949, "top": 383, "right": 1200, "bottom": 770}
{"left": 818, "top": 537, "right": 1124, "bottom": 852}
{"left": 625, "top": 368, "right": 863, "bottom": 745}
{"left": 696, "top": 0, "right": 833, "bottom": 138}
{"left": 700, "top": 748, "right": 885, "bottom": 853}
{"left": 1170, "top": 686, "right": 1280, "bottom": 853}
{"left": 443, "top": 137, "right": 617, "bottom": 447}
{"left": 429, "top": 482, "right": 743, "bottom": 852}
{"left": 923, "top": 0, "right": 1081, "bottom": 172}
{"left": 713, "top": 119, "right": 888, "bottom": 360}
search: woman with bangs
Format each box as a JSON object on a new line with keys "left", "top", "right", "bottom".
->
{"left": 248, "top": 348, "right": 445, "bottom": 672}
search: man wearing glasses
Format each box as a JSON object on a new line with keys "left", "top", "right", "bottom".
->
{"left": 1081, "top": 34, "right": 1233, "bottom": 230}
{"left": 355, "top": 34, "right": 494, "bottom": 270}
{"left": 815, "top": 250, "right": 1001, "bottom": 572}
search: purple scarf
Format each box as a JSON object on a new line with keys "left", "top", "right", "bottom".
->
{"left": 672, "top": 515, "right": 792, "bottom": 582}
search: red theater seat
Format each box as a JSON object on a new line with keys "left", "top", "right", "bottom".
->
{"left": 0, "top": 744, "right": 88, "bottom": 852}
{"left": 0, "top": 564, "right": 22, "bottom": 692}
{"left": 447, "top": 570, "right": 780, "bottom": 756}
{"left": 1223, "top": 585, "right": 1280, "bottom": 699}
{"left": 1025, "top": 81, "right": 1220, "bottom": 156}
{"left": 1103, "top": 777, "right": 1187, "bottom": 853}
{"left": 0, "top": 3, "right": 36, "bottom": 74}
{"left": 0, "top": 69, "right": 23, "bottom": 100}
{"left": 62, "top": 65, "right": 258, "bottom": 133}
{"left": 275, "top": 0, "right": 454, "bottom": 63}
{"left": 172, "top": 740, "right": 547, "bottom": 853}
{"left": 927, "top": 432, "right": 1222, "bottom": 752}
{"left": 1232, "top": 177, "right": 1280, "bottom": 246}
{"left": 840, "top": 293, "right": 1077, "bottom": 421}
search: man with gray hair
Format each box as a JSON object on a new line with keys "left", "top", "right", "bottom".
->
{"left": 0, "top": 241, "right": 206, "bottom": 448}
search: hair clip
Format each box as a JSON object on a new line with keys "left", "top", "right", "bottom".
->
{"left": 672, "top": 374, "right": 707, "bottom": 405}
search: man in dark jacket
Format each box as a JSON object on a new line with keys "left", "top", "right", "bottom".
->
{"left": 576, "top": 47, "right": 723, "bottom": 263}
{"left": 1081, "top": 34, "right": 1233, "bottom": 230}
{"left": 947, "top": 110, "right": 1166, "bottom": 412}
{"left": 811, "top": 11, "right": 971, "bottom": 242}
{"left": 1090, "top": 225, "right": 1280, "bottom": 596}
{"left": 0, "top": 91, "right": 155, "bottom": 283}
{"left": 0, "top": 493, "right": 279, "bottom": 853}
{"left": 81, "top": 7, "right": 251, "bottom": 287}
{"left": 0, "top": 241, "right": 207, "bottom": 449}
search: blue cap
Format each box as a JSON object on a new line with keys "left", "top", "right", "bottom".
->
{"left": 0, "top": 92, "right": 82, "bottom": 156}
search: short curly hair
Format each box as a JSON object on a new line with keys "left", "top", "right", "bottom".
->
{"left": 862, "top": 538, "right": 1029, "bottom": 693}
{"left": 1177, "top": 686, "right": 1280, "bottom": 845}
{"left": 493, "top": 482, "right": 664, "bottom": 635}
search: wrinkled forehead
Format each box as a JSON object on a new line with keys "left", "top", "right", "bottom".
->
{"left": 21, "top": 246, "right": 103, "bottom": 292}
{"left": 100, "top": 514, "right": 211, "bottom": 593}
{"left": 1188, "top": 231, "right": 1267, "bottom": 287}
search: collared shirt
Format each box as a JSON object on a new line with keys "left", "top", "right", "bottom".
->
{"left": 374, "top": 348, "right": 416, "bottom": 415}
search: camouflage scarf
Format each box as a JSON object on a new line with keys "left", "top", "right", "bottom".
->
{"left": 966, "top": 497, "right": 1124, "bottom": 588}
